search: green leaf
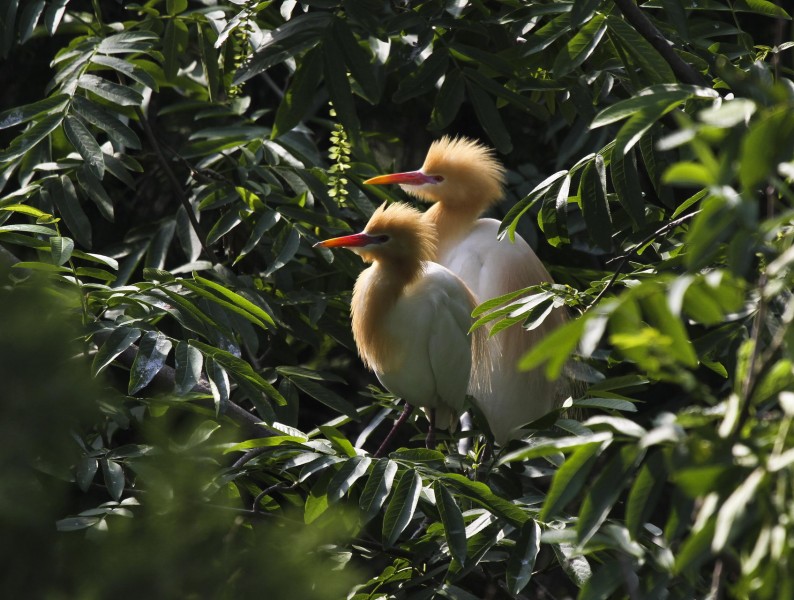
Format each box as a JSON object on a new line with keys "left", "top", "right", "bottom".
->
{"left": 101, "top": 459, "right": 125, "bottom": 501}
{"left": 430, "top": 69, "right": 465, "bottom": 130}
{"left": 193, "top": 274, "right": 276, "bottom": 329}
{"left": 18, "top": 0, "right": 45, "bottom": 43}
{"left": 741, "top": 0, "right": 791, "bottom": 18}
{"left": 189, "top": 340, "right": 286, "bottom": 406}
{"left": 552, "top": 14, "right": 606, "bottom": 77}
{"left": 198, "top": 24, "right": 220, "bottom": 102}
{"left": 712, "top": 468, "right": 765, "bottom": 552}
{"left": 92, "top": 327, "right": 142, "bottom": 376}
{"left": 612, "top": 101, "right": 679, "bottom": 161}
{"left": 304, "top": 467, "right": 333, "bottom": 524}
{"left": 322, "top": 39, "right": 361, "bottom": 142}
{"left": 625, "top": 451, "right": 667, "bottom": 538}
{"left": 0, "top": 94, "right": 68, "bottom": 131}
{"left": 382, "top": 469, "right": 421, "bottom": 547}
{"left": 331, "top": 18, "right": 379, "bottom": 103}
{"left": 739, "top": 107, "right": 794, "bottom": 192}
{"left": 540, "top": 441, "right": 604, "bottom": 521}
{"left": 206, "top": 357, "right": 230, "bottom": 415}
{"left": 518, "top": 316, "right": 586, "bottom": 379}
{"left": 318, "top": 424, "right": 357, "bottom": 457}
{"left": 129, "top": 331, "right": 172, "bottom": 395}
{"left": 359, "top": 458, "right": 398, "bottom": 523}
{"left": 174, "top": 340, "right": 203, "bottom": 394}
{"left": 180, "top": 276, "right": 268, "bottom": 330}
{"left": 90, "top": 54, "right": 157, "bottom": 90}
{"left": 163, "top": 18, "right": 189, "bottom": 81}
{"left": 579, "top": 560, "right": 623, "bottom": 600}
{"left": 0, "top": 111, "right": 63, "bottom": 163}
{"left": 167, "top": 0, "right": 188, "bottom": 15}
{"left": 97, "top": 31, "right": 159, "bottom": 54}
{"left": 273, "top": 46, "right": 323, "bottom": 138}
{"left": 393, "top": 50, "right": 449, "bottom": 104}
{"left": 327, "top": 456, "right": 372, "bottom": 503}
{"left": 264, "top": 226, "right": 301, "bottom": 277}
{"left": 500, "top": 431, "right": 612, "bottom": 463}
{"left": 234, "top": 12, "right": 330, "bottom": 84}
{"left": 465, "top": 78, "right": 512, "bottom": 154}
{"left": 434, "top": 481, "right": 468, "bottom": 567}
{"left": 235, "top": 210, "right": 281, "bottom": 264}
{"left": 523, "top": 12, "right": 571, "bottom": 54}
{"left": 573, "top": 397, "right": 637, "bottom": 412}
{"left": 591, "top": 85, "right": 714, "bottom": 128}
{"left": 78, "top": 74, "right": 143, "bottom": 107}
{"left": 442, "top": 473, "right": 528, "bottom": 527}
{"left": 225, "top": 435, "right": 306, "bottom": 453}
{"left": 606, "top": 15, "right": 676, "bottom": 84}
{"left": 49, "top": 236, "right": 74, "bottom": 266}
{"left": 72, "top": 95, "right": 141, "bottom": 150}
{"left": 505, "top": 519, "right": 541, "bottom": 595}
{"left": 610, "top": 148, "right": 645, "bottom": 229}
{"left": 64, "top": 115, "right": 104, "bottom": 179}
{"left": 579, "top": 156, "right": 612, "bottom": 250}
{"left": 290, "top": 376, "right": 358, "bottom": 420}
{"left": 75, "top": 457, "right": 98, "bottom": 492}
{"left": 663, "top": 161, "right": 715, "bottom": 187}
{"left": 76, "top": 166, "right": 114, "bottom": 222}
{"left": 684, "top": 195, "right": 736, "bottom": 271}
{"left": 577, "top": 445, "right": 642, "bottom": 545}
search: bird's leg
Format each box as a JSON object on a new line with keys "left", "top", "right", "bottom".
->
{"left": 374, "top": 402, "right": 415, "bottom": 458}
{"left": 425, "top": 409, "right": 436, "bottom": 449}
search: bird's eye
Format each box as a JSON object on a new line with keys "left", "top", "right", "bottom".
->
{"left": 430, "top": 175, "right": 444, "bottom": 183}
{"left": 374, "top": 234, "right": 390, "bottom": 243}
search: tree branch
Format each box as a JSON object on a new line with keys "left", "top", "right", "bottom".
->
{"left": 135, "top": 107, "right": 222, "bottom": 265}
{"left": 586, "top": 211, "right": 699, "bottom": 311}
{"left": 612, "top": 0, "right": 711, "bottom": 87}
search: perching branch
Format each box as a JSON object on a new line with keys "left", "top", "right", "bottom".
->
{"left": 93, "top": 330, "right": 273, "bottom": 439}
{"left": 612, "top": 0, "right": 711, "bottom": 87}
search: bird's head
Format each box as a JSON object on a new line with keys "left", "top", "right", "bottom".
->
{"left": 315, "top": 202, "right": 436, "bottom": 267}
{"left": 364, "top": 136, "right": 506, "bottom": 211}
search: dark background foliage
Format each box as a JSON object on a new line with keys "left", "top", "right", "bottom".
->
{"left": 0, "top": 0, "right": 793, "bottom": 598}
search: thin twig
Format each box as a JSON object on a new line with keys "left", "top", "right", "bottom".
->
{"left": 612, "top": 0, "right": 710, "bottom": 87}
{"left": 252, "top": 480, "right": 299, "bottom": 513}
{"left": 135, "top": 107, "right": 221, "bottom": 264}
{"left": 586, "top": 211, "right": 699, "bottom": 311}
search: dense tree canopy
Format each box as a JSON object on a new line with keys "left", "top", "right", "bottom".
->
{"left": 1, "top": 0, "right": 793, "bottom": 597}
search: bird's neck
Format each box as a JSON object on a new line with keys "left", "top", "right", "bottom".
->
{"left": 423, "top": 202, "right": 482, "bottom": 258}
{"left": 351, "top": 261, "right": 421, "bottom": 372}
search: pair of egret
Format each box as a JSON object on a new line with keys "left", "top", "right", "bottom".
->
{"left": 316, "top": 137, "right": 566, "bottom": 449}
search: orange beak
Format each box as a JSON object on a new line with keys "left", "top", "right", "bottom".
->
{"left": 314, "top": 232, "right": 385, "bottom": 249}
{"left": 364, "top": 170, "right": 441, "bottom": 186}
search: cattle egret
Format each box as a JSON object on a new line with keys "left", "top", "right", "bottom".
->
{"left": 365, "top": 136, "right": 568, "bottom": 444}
{"left": 315, "top": 202, "right": 488, "bottom": 453}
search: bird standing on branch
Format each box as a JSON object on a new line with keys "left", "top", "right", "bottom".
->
{"left": 315, "top": 202, "right": 488, "bottom": 455}
{"left": 365, "top": 136, "right": 568, "bottom": 444}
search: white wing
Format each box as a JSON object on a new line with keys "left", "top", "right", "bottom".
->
{"left": 439, "top": 219, "right": 569, "bottom": 443}
{"left": 377, "top": 262, "right": 473, "bottom": 427}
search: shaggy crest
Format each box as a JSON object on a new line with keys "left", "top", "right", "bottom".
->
{"left": 362, "top": 202, "right": 437, "bottom": 265}
{"left": 418, "top": 136, "right": 506, "bottom": 209}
